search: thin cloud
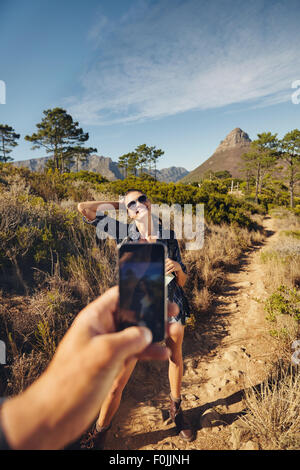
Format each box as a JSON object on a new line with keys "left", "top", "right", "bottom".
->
{"left": 65, "top": 0, "right": 300, "bottom": 125}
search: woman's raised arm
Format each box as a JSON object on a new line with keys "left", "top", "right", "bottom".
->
{"left": 77, "top": 201, "right": 122, "bottom": 221}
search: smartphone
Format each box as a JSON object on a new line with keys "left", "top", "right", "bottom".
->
{"left": 118, "top": 243, "right": 167, "bottom": 342}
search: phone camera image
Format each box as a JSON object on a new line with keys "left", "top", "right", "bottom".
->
{"left": 118, "top": 243, "right": 166, "bottom": 342}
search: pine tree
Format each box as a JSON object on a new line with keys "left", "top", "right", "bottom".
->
{"left": 0, "top": 124, "right": 20, "bottom": 162}
{"left": 135, "top": 144, "right": 152, "bottom": 176}
{"left": 151, "top": 147, "right": 164, "bottom": 180}
{"left": 280, "top": 129, "right": 300, "bottom": 208}
{"left": 63, "top": 145, "right": 97, "bottom": 172}
{"left": 127, "top": 152, "right": 139, "bottom": 176}
{"left": 25, "top": 108, "right": 95, "bottom": 173}
{"left": 241, "top": 132, "right": 279, "bottom": 203}
{"left": 118, "top": 152, "right": 138, "bottom": 177}
{"left": 118, "top": 144, "right": 164, "bottom": 179}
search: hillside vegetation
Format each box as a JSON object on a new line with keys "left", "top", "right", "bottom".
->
{"left": 0, "top": 162, "right": 299, "bottom": 449}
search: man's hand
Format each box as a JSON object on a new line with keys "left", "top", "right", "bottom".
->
{"left": 1, "top": 287, "right": 179, "bottom": 450}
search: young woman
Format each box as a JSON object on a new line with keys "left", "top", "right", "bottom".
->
{"left": 77, "top": 189, "right": 193, "bottom": 447}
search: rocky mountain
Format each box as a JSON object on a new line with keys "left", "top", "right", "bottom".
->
{"left": 180, "top": 128, "right": 252, "bottom": 183}
{"left": 13, "top": 154, "right": 189, "bottom": 183}
{"left": 153, "top": 166, "right": 189, "bottom": 183}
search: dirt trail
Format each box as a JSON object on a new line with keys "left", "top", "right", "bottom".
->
{"left": 103, "top": 216, "right": 279, "bottom": 450}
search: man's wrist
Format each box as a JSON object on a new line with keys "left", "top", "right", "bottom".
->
{"left": 0, "top": 376, "right": 54, "bottom": 449}
{"left": 0, "top": 401, "right": 11, "bottom": 450}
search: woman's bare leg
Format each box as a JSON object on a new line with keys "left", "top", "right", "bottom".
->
{"left": 96, "top": 358, "right": 137, "bottom": 429}
{"left": 166, "top": 323, "right": 193, "bottom": 440}
{"left": 166, "top": 323, "right": 185, "bottom": 399}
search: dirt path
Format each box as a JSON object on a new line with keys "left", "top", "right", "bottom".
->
{"left": 102, "top": 216, "right": 279, "bottom": 450}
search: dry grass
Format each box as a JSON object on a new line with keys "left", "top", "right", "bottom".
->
{"left": 239, "top": 209, "right": 300, "bottom": 450}
{"left": 183, "top": 223, "right": 264, "bottom": 319}
{"left": 0, "top": 174, "right": 265, "bottom": 401}
{"left": 241, "top": 364, "right": 300, "bottom": 450}
{"left": 0, "top": 179, "right": 119, "bottom": 395}
{"left": 258, "top": 210, "right": 300, "bottom": 355}
{"left": 259, "top": 208, "right": 300, "bottom": 291}
{"left": 260, "top": 240, "right": 300, "bottom": 291}
{"left": 2, "top": 169, "right": 299, "bottom": 450}
{"left": 270, "top": 207, "right": 300, "bottom": 231}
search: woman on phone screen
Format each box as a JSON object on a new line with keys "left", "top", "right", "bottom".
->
{"left": 77, "top": 189, "right": 193, "bottom": 447}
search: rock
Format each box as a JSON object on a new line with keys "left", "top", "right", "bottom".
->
{"left": 203, "top": 383, "right": 217, "bottom": 396}
{"left": 231, "top": 370, "right": 244, "bottom": 379}
{"left": 236, "top": 281, "right": 252, "bottom": 288}
{"left": 216, "top": 128, "right": 251, "bottom": 151}
{"left": 180, "top": 128, "right": 251, "bottom": 183}
{"left": 212, "top": 426, "right": 222, "bottom": 433}
{"left": 215, "top": 376, "right": 231, "bottom": 388}
{"left": 240, "top": 440, "right": 259, "bottom": 450}
{"left": 184, "top": 393, "right": 199, "bottom": 401}
{"left": 229, "top": 302, "right": 238, "bottom": 309}
{"left": 223, "top": 350, "right": 239, "bottom": 363}
{"left": 229, "top": 424, "right": 242, "bottom": 450}
{"left": 13, "top": 155, "right": 189, "bottom": 183}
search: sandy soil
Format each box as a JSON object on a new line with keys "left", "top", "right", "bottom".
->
{"left": 86, "top": 216, "right": 280, "bottom": 451}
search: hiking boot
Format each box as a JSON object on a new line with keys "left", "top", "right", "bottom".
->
{"left": 86, "top": 423, "right": 111, "bottom": 450}
{"left": 169, "top": 396, "right": 194, "bottom": 442}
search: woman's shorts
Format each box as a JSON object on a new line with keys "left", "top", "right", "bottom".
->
{"left": 168, "top": 315, "right": 183, "bottom": 326}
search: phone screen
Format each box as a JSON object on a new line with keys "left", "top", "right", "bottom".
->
{"left": 118, "top": 243, "right": 166, "bottom": 342}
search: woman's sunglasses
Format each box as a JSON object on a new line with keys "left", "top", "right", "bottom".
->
{"left": 126, "top": 194, "right": 148, "bottom": 210}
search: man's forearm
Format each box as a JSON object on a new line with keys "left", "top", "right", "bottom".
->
{"left": 0, "top": 375, "right": 56, "bottom": 450}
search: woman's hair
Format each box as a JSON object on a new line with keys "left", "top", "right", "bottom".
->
{"left": 124, "top": 188, "right": 145, "bottom": 197}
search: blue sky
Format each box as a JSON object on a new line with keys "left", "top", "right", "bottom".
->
{"left": 1, "top": 0, "right": 300, "bottom": 171}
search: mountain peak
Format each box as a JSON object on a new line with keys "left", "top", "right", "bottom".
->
{"left": 179, "top": 127, "right": 252, "bottom": 183}
{"left": 215, "top": 128, "right": 251, "bottom": 153}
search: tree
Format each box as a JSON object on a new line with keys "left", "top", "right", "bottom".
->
{"left": 135, "top": 144, "right": 151, "bottom": 176}
{"left": 25, "top": 108, "right": 96, "bottom": 173}
{"left": 241, "top": 132, "right": 279, "bottom": 203}
{"left": 280, "top": 129, "right": 300, "bottom": 208}
{"left": 214, "top": 170, "right": 232, "bottom": 179}
{"left": 151, "top": 147, "right": 164, "bottom": 180}
{"left": 118, "top": 153, "right": 129, "bottom": 178}
{"left": 118, "top": 152, "right": 138, "bottom": 177}
{"left": 0, "top": 124, "right": 20, "bottom": 162}
{"left": 118, "top": 144, "right": 164, "bottom": 179}
{"left": 63, "top": 145, "right": 97, "bottom": 173}
{"left": 127, "top": 152, "right": 139, "bottom": 176}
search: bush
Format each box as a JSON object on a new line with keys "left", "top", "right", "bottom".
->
{"left": 0, "top": 187, "right": 103, "bottom": 293}
{"left": 100, "top": 177, "right": 263, "bottom": 229}
{"left": 62, "top": 170, "right": 108, "bottom": 185}
{"left": 241, "top": 364, "right": 300, "bottom": 450}
{"left": 264, "top": 285, "right": 300, "bottom": 322}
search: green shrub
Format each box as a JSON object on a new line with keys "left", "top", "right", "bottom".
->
{"left": 0, "top": 165, "right": 266, "bottom": 231}
{"left": 62, "top": 170, "right": 108, "bottom": 185}
{"left": 264, "top": 285, "right": 300, "bottom": 322}
{"left": 0, "top": 191, "right": 86, "bottom": 291}
{"left": 281, "top": 230, "right": 300, "bottom": 240}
